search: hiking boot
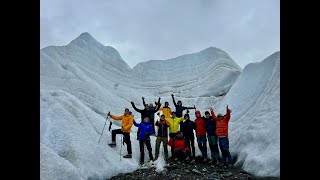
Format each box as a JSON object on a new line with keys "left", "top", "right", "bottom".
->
{"left": 123, "top": 154, "right": 132, "bottom": 158}
{"left": 108, "top": 141, "right": 116, "bottom": 147}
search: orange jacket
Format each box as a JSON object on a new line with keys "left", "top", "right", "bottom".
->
{"left": 211, "top": 108, "right": 231, "bottom": 137}
{"left": 159, "top": 106, "right": 172, "bottom": 119}
{"left": 110, "top": 114, "right": 133, "bottom": 133}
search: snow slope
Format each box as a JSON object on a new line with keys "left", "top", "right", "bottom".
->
{"left": 40, "top": 32, "right": 279, "bottom": 179}
{"left": 213, "top": 52, "right": 280, "bottom": 177}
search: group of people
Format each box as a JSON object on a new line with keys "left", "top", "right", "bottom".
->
{"left": 106, "top": 94, "right": 233, "bottom": 167}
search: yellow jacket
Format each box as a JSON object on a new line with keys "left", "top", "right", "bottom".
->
{"left": 159, "top": 107, "right": 172, "bottom": 119}
{"left": 166, "top": 117, "right": 184, "bottom": 133}
{"left": 110, "top": 114, "right": 133, "bottom": 133}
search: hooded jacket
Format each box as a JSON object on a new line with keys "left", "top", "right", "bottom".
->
{"left": 133, "top": 118, "right": 154, "bottom": 140}
{"left": 211, "top": 108, "right": 231, "bottom": 137}
{"left": 110, "top": 114, "right": 133, "bottom": 133}
{"left": 194, "top": 110, "right": 206, "bottom": 136}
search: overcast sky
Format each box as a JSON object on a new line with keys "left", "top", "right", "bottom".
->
{"left": 40, "top": 0, "right": 279, "bottom": 68}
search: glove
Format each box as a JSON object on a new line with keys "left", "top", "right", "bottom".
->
{"left": 131, "top": 101, "right": 134, "bottom": 105}
{"left": 171, "top": 94, "right": 174, "bottom": 97}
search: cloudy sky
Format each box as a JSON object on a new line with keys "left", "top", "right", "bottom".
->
{"left": 40, "top": 0, "right": 279, "bottom": 68}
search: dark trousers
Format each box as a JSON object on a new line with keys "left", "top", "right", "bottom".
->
{"left": 196, "top": 135, "right": 208, "bottom": 158}
{"left": 173, "top": 148, "right": 189, "bottom": 160}
{"left": 169, "top": 133, "right": 177, "bottom": 157}
{"left": 185, "top": 136, "right": 195, "bottom": 158}
{"left": 139, "top": 140, "right": 153, "bottom": 163}
{"left": 111, "top": 129, "right": 132, "bottom": 154}
{"left": 208, "top": 136, "right": 220, "bottom": 161}
{"left": 218, "top": 137, "right": 233, "bottom": 165}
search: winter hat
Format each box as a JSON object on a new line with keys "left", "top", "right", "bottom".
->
{"left": 217, "top": 113, "right": 223, "bottom": 117}
{"left": 195, "top": 110, "right": 201, "bottom": 116}
{"left": 205, "top": 111, "right": 210, "bottom": 115}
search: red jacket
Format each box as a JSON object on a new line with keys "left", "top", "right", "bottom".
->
{"left": 195, "top": 117, "right": 206, "bottom": 136}
{"left": 168, "top": 138, "right": 190, "bottom": 152}
{"left": 211, "top": 108, "right": 231, "bottom": 137}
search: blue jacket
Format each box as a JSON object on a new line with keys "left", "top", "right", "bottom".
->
{"left": 133, "top": 119, "right": 154, "bottom": 140}
{"left": 203, "top": 116, "right": 217, "bottom": 136}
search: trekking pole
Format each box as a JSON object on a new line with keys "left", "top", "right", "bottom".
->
{"left": 98, "top": 113, "right": 109, "bottom": 143}
{"left": 120, "top": 135, "right": 123, "bottom": 161}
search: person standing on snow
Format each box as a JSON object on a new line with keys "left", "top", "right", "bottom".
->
{"left": 107, "top": 108, "right": 133, "bottom": 158}
{"left": 171, "top": 94, "right": 196, "bottom": 118}
{"left": 194, "top": 110, "right": 208, "bottom": 161}
{"left": 203, "top": 111, "right": 220, "bottom": 164}
{"left": 142, "top": 97, "right": 157, "bottom": 135}
{"left": 210, "top": 105, "right": 233, "bottom": 167}
{"left": 131, "top": 97, "right": 161, "bottom": 139}
{"left": 180, "top": 113, "right": 196, "bottom": 161}
{"left": 154, "top": 114, "right": 170, "bottom": 161}
{"left": 133, "top": 117, "right": 154, "bottom": 165}
{"left": 166, "top": 111, "right": 185, "bottom": 159}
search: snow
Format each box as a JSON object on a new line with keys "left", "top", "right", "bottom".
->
{"left": 213, "top": 51, "right": 280, "bottom": 177}
{"left": 40, "top": 32, "right": 279, "bottom": 179}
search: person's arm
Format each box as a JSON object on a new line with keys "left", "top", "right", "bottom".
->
{"left": 110, "top": 114, "right": 123, "bottom": 121}
{"left": 133, "top": 120, "right": 140, "bottom": 127}
{"left": 183, "top": 105, "right": 196, "bottom": 110}
{"left": 165, "top": 120, "right": 170, "bottom": 126}
{"left": 225, "top": 105, "right": 231, "bottom": 121}
{"left": 142, "top": 97, "right": 146, "bottom": 107}
{"left": 177, "top": 117, "right": 185, "bottom": 123}
{"left": 152, "top": 97, "right": 161, "bottom": 112}
{"left": 131, "top": 101, "right": 143, "bottom": 113}
{"left": 171, "top": 94, "right": 177, "bottom": 107}
{"left": 210, "top": 107, "right": 218, "bottom": 122}
{"left": 122, "top": 116, "right": 133, "bottom": 132}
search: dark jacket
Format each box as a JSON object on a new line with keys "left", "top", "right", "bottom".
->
{"left": 131, "top": 101, "right": 160, "bottom": 121}
{"left": 180, "top": 120, "right": 196, "bottom": 139}
{"left": 133, "top": 119, "right": 154, "bottom": 140}
{"left": 203, "top": 116, "right": 217, "bottom": 136}
{"left": 142, "top": 98, "right": 156, "bottom": 121}
{"left": 155, "top": 120, "right": 170, "bottom": 137}
{"left": 172, "top": 96, "right": 195, "bottom": 117}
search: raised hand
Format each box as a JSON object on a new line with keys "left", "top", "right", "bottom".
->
{"left": 131, "top": 101, "right": 134, "bottom": 104}
{"left": 210, "top": 107, "right": 213, "bottom": 112}
{"left": 194, "top": 105, "right": 196, "bottom": 109}
{"left": 142, "top": 97, "right": 144, "bottom": 99}
{"left": 171, "top": 94, "right": 174, "bottom": 97}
